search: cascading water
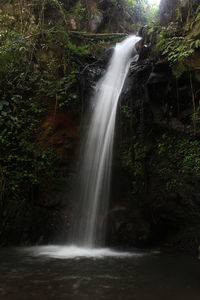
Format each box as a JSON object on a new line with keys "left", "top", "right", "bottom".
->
{"left": 72, "top": 35, "right": 141, "bottom": 248}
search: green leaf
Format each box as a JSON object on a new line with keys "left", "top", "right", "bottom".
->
{"left": 2, "top": 100, "right": 9, "bottom": 106}
{"left": 1, "top": 111, "right": 7, "bottom": 116}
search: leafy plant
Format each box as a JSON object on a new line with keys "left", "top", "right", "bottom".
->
{"left": 154, "top": 135, "right": 200, "bottom": 192}
{"left": 121, "top": 105, "right": 132, "bottom": 119}
{"left": 0, "top": 0, "right": 89, "bottom": 242}
{"left": 121, "top": 139, "right": 147, "bottom": 194}
{"left": 157, "top": 25, "right": 196, "bottom": 77}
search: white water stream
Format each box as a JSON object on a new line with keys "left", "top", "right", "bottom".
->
{"left": 72, "top": 35, "right": 141, "bottom": 248}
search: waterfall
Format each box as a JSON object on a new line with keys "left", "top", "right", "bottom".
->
{"left": 72, "top": 35, "right": 141, "bottom": 248}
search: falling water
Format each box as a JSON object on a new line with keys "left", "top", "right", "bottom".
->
{"left": 72, "top": 35, "right": 141, "bottom": 248}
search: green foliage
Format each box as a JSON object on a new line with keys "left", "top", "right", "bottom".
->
{"left": 0, "top": 8, "right": 16, "bottom": 29}
{"left": 0, "top": 30, "right": 36, "bottom": 74}
{"left": 0, "top": 1, "right": 89, "bottom": 216}
{"left": 0, "top": 87, "right": 56, "bottom": 198}
{"left": 0, "top": 29, "right": 56, "bottom": 199}
{"left": 157, "top": 25, "right": 196, "bottom": 77}
{"left": 154, "top": 134, "right": 200, "bottom": 192}
{"left": 67, "top": 41, "right": 89, "bottom": 57}
{"left": 188, "top": 5, "right": 200, "bottom": 30}
{"left": 125, "top": 0, "right": 137, "bottom": 8}
{"left": 122, "top": 147, "right": 134, "bottom": 171}
{"left": 38, "top": 67, "right": 78, "bottom": 109}
{"left": 121, "top": 139, "right": 146, "bottom": 194}
{"left": 190, "top": 39, "right": 200, "bottom": 49}
{"left": 157, "top": 3, "right": 200, "bottom": 77}
{"left": 145, "top": 4, "right": 159, "bottom": 26}
{"left": 45, "top": 0, "right": 62, "bottom": 9}
{"left": 65, "top": 1, "right": 87, "bottom": 29}
{"left": 121, "top": 105, "right": 132, "bottom": 119}
{"left": 34, "top": 29, "right": 88, "bottom": 110}
{"left": 73, "top": 2, "right": 86, "bottom": 21}
{"left": 30, "top": 0, "right": 65, "bottom": 15}
{"left": 158, "top": 29, "right": 193, "bottom": 63}
{"left": 115, "top": 0, "right": 157, "bottom": 28}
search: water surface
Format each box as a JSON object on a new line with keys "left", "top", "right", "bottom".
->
{"left": 0, "top": 246, "right": 199, "bottom": 300}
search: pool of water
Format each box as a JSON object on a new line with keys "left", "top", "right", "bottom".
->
{"left": 0, "top": 246, "right": 199, "bottom": 300}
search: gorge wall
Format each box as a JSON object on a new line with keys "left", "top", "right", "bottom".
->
{"left": 1, "top": 0, "right": 200, "bottom": 253}
{"left": 107, "top": 0, "right": 200, "bottom": 252}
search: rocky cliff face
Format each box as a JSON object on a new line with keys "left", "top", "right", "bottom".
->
{"left": 62, "top": 0, "right": 144, "bottom": 33}
{"left": 1, "top": 0, "right": 200, "bottom": 252}
{"left": 0, "top": 0, "right": 144, "bottom": 246}
{"left": 72, "top": 0, "right": 200, "bottom": 252}
{"left": 38, "top": 0, "right": 200, "bottom": 253}
{"left": 104, "top": 0, "right": 200, "bottom": 252}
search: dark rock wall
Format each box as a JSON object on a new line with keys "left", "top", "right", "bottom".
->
{"left": 104, "top": 0, "right": 200, "bottom": 253}
{"left": 1, "top": 0, "right": 200, "bottom": 252}
{"left": 29, "top": 0, "right": 199, "bottom": 253}
{"left": 33, "top": 0, "right": 200, "bottom": 252}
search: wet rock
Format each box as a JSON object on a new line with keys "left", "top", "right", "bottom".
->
{"left": 37, "top": 109, "right": 80, "bottom": 169}
{"left": 159, "top": 0, "right": 179, "bottom": 25}
{"left": 103, "top": 47, "right": 114, "bottom": 64}
{"left": 77, "top": 53, "right": 109, "bottom": 104}
{"left": 106, "top": 208, "right": 151, "bottom": 247}
{"left": 166, "top": 226, "right": 200, "bottom": 254}
{"left": 139, "top": 44, "right": 150, "bottom": 60}
{"left": 147, "top": 72, "right": 168, "bottom": 85}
